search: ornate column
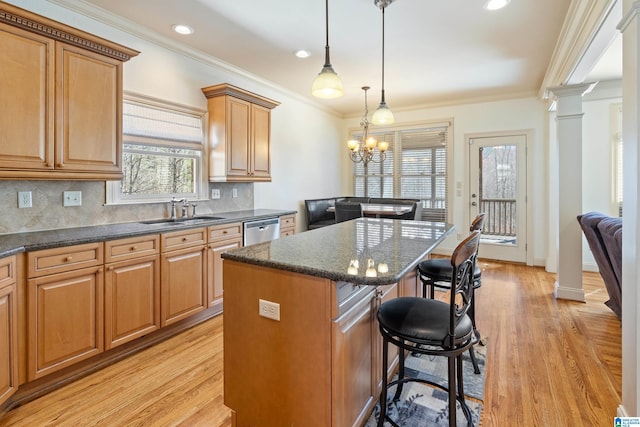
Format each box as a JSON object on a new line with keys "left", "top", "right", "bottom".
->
{"left": 548, "top": 83, "right": 596, "bottom": 302}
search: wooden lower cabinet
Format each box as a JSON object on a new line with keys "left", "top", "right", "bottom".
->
{"left": 27, "top": 265, "right": 104, "bottom": 380}
{"left": 105, "top": 254, "right": 160, "bottom": 349}
{"left": 207, "top": 222, "right": 242, "bottom": 312}
{"left": 332, "top": 283, "right": 398, "bottom": 426}
{"left": 161, "top": 245, "right": 207, "bottom": 327}
{"left": 279, "top": 214, "right": 296, "bottom": 237}
{"left": 104, "top": 235, "right": 160, "bottom": 350}
{"left": 0, "top": 256, "right": 17, "bottom": 406}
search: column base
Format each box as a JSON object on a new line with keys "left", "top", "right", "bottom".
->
{"left": 553, "top": 281, "right": 586, "bottom": 302}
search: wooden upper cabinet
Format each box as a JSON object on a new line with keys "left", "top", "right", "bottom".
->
{"left": 0, "top": 22, "right": 54, "bottom": 171}
{"left": 0, "top": 2, "right": 138, "bottom": 180}
{"left": 55, "top": 43, "right": 122, "bottom": 175}
{"left": 202, "top": 83, "right": 279, "bottom": 182}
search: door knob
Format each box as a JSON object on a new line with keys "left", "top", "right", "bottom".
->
{"left": 471, "top": 201, "right": 477, "bottom": 206}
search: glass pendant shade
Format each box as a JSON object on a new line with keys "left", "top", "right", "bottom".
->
{"left": 372, "top": 101, "right": 394, "bottom": 125}
{"left": 372, "top": 2, "right": 394, "bottom": 125}
{"left": 312, "top": 0, "right": 343, "bottom": 99}
{"left": 312, "top": 64, "right": 344, "bottom": 98}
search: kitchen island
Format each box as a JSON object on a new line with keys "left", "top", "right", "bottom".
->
{"left": 221, "top": 218, "right": 453, "bottom": 427}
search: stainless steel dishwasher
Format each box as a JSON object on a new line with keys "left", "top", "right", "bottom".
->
{"left": 243, "top": 217, "right": 280, "bottom": 246}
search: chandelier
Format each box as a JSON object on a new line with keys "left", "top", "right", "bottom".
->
{"left": 347, "top": 86, "right": 389, "bottom": 166}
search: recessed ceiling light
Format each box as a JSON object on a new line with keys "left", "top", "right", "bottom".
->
{"left": 294, "top": 49, "right": 311, "bottom": 59}
{"left": 172, "top": 24, "right": 194, "bottom": 35}
{"left": 484, "top": 0, "right": 510, "bottom": 10}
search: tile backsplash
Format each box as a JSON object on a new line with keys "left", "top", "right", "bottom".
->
{"left": 0, "top": 181, "right": 253, "bottom": 234}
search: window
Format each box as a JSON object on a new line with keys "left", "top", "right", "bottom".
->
{"left": 106, "top": 94, "right": 207, "bottom": 204}
{"left": 352, "top": 121, "right": 451, "bottom": 221}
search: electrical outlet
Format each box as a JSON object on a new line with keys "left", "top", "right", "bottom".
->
{"left": 259, "top": 299, "right": 280, "bottom": 321}
{"left": 18, "top": 191, "right": 32, "bottom": 208}
{"left": 232, "top": 188, "right": 238, "bottom": 198}
{"left": 63, "top": 191, "right": 82, "bottom": 207}
{"left": 211, "top": 189, "right": 221, "bottom": 199}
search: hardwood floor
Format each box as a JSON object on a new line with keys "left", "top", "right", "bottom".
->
{"left": 1, "top": 261, "right": 621, "bottom": 426}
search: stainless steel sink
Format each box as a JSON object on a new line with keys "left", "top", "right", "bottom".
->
{"left": 140, "top": 216, "right": 224, "bottom": 225}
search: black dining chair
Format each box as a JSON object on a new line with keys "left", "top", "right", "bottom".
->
{"left": 334, "top": 201, "right": 363, "bottom": 223}
{"left": 376, "top": 230, "right": 481, "bottom": 427}
{"left": 416, "top": 213, "right": 486, "bottom": 374}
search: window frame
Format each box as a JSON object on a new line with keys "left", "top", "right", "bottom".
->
{"left": 106, "top": 92, "right": 208, "bottom": 205}
{"left": 350, "top": 119, "right": 453, "bottom": 222}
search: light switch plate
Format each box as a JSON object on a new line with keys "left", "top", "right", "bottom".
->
{"left": 211, "top": 189, "right": 221, "bottom": 199}
{"left": 63, "top": 191, "right": 82, "bottom": 207}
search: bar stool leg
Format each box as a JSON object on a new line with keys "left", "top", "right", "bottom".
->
{"left": 377, "top": 338, "right": 389, "bottom": 427}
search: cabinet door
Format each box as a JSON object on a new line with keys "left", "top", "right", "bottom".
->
{"left": 55, "top": 42, "right": 122, "bottom": 176}
{"left": 0, "top": 283, "right": 17, "bottom": 405}
{"left": 251, "top": 104, "right": 271, "bottom": 180}
{"left": 226, "top": 97, "right": 251, "bottom": 178}
{"left": 28, "top": 266, "right": 104, "bottom": 380}
{"left": 207, "top": 238, "right": 241, "bottom": 311}
{"left": 331, "top": 290, "right": 376, "bottom": 427}
{"left": 161, "top": 246, "right": 207, "bottom": 326}
{"left": 105, "top": 255, "right": 160, "bottom": 350}
{"left": 0, "top": 22, "right": 54, "bottom": 171}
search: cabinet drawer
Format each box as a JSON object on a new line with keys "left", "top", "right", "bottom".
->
{"left": 0, "top": 256, "right": 16, "bottom": 289}
{"left": 208, "top": 223, "right": 242, "bottom": 243}
{"left": 28, "top": 243, "right": 103, "bottom": 278}
{"left": 280, "top": 214, "right": 295, "bottom": 229}
{"left": 161, "top": 228, "right": 207, "bottom": 252}
{"left": 105, "top": 235, "right": 160, "bottom": 263}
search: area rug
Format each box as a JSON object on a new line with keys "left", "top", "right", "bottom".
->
{"left": 364, "top": 342, "right": 487, "bottom": 427}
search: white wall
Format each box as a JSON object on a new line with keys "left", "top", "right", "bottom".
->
{"left": 343, "top": 97, "right": 549, "bottom": 264}
{"left": 581, "top": 83, "right": 623, "bottom": 270}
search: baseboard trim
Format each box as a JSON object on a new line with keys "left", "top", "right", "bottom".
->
{"left": 553, "top": 281, "right": 586, "bottom": 302}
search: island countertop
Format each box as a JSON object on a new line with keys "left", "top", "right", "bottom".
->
{"left": 221, "top": 217, "right": 454, "bottom": 286}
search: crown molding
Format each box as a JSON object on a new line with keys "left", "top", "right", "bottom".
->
{"left": 538, "top": 0, "right": 619, "bottom": 100}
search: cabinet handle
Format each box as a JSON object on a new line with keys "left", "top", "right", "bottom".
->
{"left": 108, "top": 266, "right": 114, "bottom": 271}
{"left": 182, "top": 237, "right": 188, "bottom": 241}
{"left": 97, "top": 268, "right": 103, "bottom": 273}
{"left": 65, "top": 256, "right": 73, "bottom": 262}
{"left": 130, "top": 246, "right": 137, "bottom": 251}
{"left": 223, "top": 230, "right": 228, "bottom": 234}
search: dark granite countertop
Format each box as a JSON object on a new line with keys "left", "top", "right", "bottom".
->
{"left": 222, "top": 218, "right": 454, "bottom": 286}
{"left": 0, "top": 209, "right": 295, "bottom": 257}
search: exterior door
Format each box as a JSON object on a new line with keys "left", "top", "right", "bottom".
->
{"left": 469, "top": 134, "right": 527, "bottom": 263}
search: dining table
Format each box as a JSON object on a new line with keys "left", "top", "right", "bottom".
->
{"left": 327, "top": 203, "right": 413, "bottom": 218}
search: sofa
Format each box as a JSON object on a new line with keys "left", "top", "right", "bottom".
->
{"left": 577, "top": 212, "right": 622, "bottom": 319}
{"left": 304, "top": 197, "right": 421, "bottom": 230}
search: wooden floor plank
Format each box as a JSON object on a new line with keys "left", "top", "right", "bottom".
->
{"left": 1, "top": 261, "right": 621, "bottom": 426}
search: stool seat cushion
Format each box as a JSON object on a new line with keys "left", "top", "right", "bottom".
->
{"left": 377, "top": 297, "right": 473, "bottom": 347}
{"left": 417, "top": 258, "right": 481, "bottom": 285}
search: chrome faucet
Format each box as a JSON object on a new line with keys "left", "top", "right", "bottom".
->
{"left": 181, "top": 199, "right": 189, "bottom": 218}
{"left": 170, "top": 197, "right": 185, "bottom": 219}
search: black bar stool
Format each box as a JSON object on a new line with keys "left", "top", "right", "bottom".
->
{"left": 416, "top": 213, "right": 485, "bottom": 374}
{"left": 376, "top": 230, "right": 481, "bottom": 427}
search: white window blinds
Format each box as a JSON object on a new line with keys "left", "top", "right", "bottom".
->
{"left": 352, "top": 122, "right": 450, "bottom": 222}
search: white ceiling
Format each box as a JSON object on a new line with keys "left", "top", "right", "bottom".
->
{"left": 62, "top": 0, "right": 620, "bottom": 116}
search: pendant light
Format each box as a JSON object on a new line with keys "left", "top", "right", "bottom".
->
{"left": 312, "top": 0, "right": 344, "bottom": 98}
{"left": 371, "top": 0, "right": 394, "bottom": 125}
